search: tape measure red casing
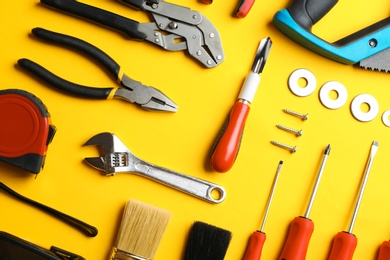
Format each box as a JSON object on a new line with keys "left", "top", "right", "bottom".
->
{"left": 0, "top": 89, "right": 56, "bottom": 174}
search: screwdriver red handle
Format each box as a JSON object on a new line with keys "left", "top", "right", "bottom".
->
{"left": 235, "top": 0, "right": 255, "bottom": 18}
{"left": 243, "top": 231, "right": 266, "bottom": 260}
{"left": 278, "top": 216, "right": 314, "bottom": 260}
{"left": 210, "top": 101, "right": 250, "bottom": 173}
{"left": 377, "top": 240, "right": 390, "bottom": 260}
{"left": 328, "top": 231, "right": 357, "bottom": 260}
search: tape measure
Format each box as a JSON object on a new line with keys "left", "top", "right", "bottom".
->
{"left": 0, "top": 89, "right": 56, "bottom": 174}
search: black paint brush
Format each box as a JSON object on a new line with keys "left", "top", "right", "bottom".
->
{"left": 184, "top": 221, "right": 232, "bottom": 260}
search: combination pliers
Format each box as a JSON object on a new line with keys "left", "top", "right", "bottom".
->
{"left": 40, "top": 0, "right": 224, "bottom": 68}
{"left": 18, "top": 28, "right": 177, "bottom": 112}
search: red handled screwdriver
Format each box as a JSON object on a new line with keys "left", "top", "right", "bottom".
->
{"left": 210, "top": 37, "right": 272, "bottom": 173}
{"left": 235, "top": 0, "right": 255, "bottom": 18}
{"left": 328, "top": 141, "right": 378, "bottom": 260}
{"left": 243, "top": 161, "right": 283, "bottom": 259}
{"left": 378, "top": 240, "right": 390, "bottom": 260}
{"left": 278, "top": 144, "right": 331, "bottom": 260}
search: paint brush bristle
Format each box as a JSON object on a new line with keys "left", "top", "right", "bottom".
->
{"left": 184, "top": 221, "right": 232, "bottom": 260}
{"left": 111, "top": 199, "right": 171, "bottom": 260}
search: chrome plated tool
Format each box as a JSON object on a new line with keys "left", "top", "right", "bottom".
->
{"left": 210, "top": 37, "right": 272, "bottom": 172}
{"left": 278, "top": 144, "right": 331, "bottom": 260}
{"left": 84, "top": 132, "right": 226, "bottom": 204}
{"left": 328, "top": 141, "right": 378, "bottom": 260}
{"left": 243, "top": 161, "right": 283, "bottom": 260}
{"left": 18, "top": 28, "right": 177, "bottom": 112}
{"left": 40, "top": 0, "right": 224, "bottom": 68}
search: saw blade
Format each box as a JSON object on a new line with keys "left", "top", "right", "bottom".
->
{"left": 359, "top": 48, "right": 390, "bottom": 73}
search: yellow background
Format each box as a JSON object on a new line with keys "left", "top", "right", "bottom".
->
{"left": 2, "top": 0, "right": 390, "bottom": 259}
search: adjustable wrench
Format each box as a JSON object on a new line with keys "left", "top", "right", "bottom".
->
{"left": 83, "top": 132, "right": 226, "bottom": 204}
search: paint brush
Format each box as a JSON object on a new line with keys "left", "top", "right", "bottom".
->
{"left": 110, "top": 199, "right": 172, "bottom": 260}
{"left": 184, "top": 221, "right": 232, "bottom": 260}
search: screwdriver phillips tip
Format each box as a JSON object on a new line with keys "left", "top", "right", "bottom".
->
{"left": 324, "top": 144, "right": 331, "bottom": 155}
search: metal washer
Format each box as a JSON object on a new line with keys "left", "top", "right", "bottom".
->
{"left": 350, "top": 94, "right": 379, "bottom": 122}
{"left": 382, "top": 110, "right": 390, "bottom": 127}
{"left": 288, "top": 68, "right": 316, "bottom": 97}
{"left": 319, "top": 81, "right": 348, "bottom": 109}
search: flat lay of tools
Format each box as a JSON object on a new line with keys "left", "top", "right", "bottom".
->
{"left": 3, "top": 0, "right": 390, "bottom": 259}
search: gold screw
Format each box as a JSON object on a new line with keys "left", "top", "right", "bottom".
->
{"left": 271, "top": 141, "right": 297, "bottom": 153}
{"left": 283, "top": 109, "right": 309, "bottom": 120}
{"left": 276, "top": 125, "right": 303, "bottom": 136}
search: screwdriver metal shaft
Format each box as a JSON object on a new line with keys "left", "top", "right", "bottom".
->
{"left": 348, "top": 141, "right": 378, "bottom": 234}
{"left": 304, "top": 144, "right": 331, "bottom": 219}
{"left": 243, "top": 161, "right": 283, "bottom": 260}
{"left": 278, "top": 144, "right": 331, "bottom": 260}
{"left": 328, "top": 141, "right": 378, "bottom": 260}
{"left": 260, "top": 161, "right": 283, "bottom": 232}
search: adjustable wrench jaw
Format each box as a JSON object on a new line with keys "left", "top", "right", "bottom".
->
{"left": 83, "top": 132, "right": 136, "bottom": 175}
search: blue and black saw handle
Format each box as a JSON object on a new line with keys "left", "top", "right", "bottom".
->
{"left": 273, "top": 0, "right": 390, "bottom": 66}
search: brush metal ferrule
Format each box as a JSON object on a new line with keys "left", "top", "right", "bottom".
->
{"left": 110, "top": 247, "right": 148, "bottom": 260}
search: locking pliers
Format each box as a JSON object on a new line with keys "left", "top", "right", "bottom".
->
{"left": 40, "top": 0, "right": 224, "bottom": 68}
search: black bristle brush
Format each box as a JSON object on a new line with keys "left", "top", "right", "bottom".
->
{"left": 184, "top": 221, "right": 232, "bottom": 260}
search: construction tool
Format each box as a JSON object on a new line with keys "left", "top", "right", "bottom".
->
{"left": 0, "top": 89, "right": 56, "bottom": 174}
{"left": 184, "top": 221, "right": 232, "bottom": 260}
{"left": 18, "top": 28, "right": 177, "bottom": 112}
{"left": 109, "top": 199, "right": 171, "bottom": 260}
{"left": 0, "top": 182, "right": 98, "bottom": 237}
{"left": 40, "top": 0, "right": 224, "bottom": 68}
{"left": 278, "top": 144, "right": 331, "bottom": 260}
{"left": 243, "top": 161, "right": 283, "bottom": 260}
{"left": 235, "top": 0, "right": 255, "bottom": 18}
{"left": 328, "top": 141, "right": 379, "bottom": 260}
{"left": 378, "top": 240, "right": 390, "bottom": 260}
{"left": 273, "top": 0, "right": 390, "bottom": 72}
{"left": 83, "top": 132, "right": 226, "bottom": 204}
{"left": 210, "top": 37, "right": 272, "bottom": 173}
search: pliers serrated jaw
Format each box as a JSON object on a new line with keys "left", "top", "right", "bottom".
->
{"left": 117, "top": 74, "right": 178, "bottom": 112}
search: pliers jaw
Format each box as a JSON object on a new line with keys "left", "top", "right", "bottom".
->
{"left": 117, "top": 73, "right": 178, "bottom": 112}
{"left": 130, "top": 0, "right": 225, "bottom": 68}
{"left": 83, "top": 132, "right": 135, "bottom": 175}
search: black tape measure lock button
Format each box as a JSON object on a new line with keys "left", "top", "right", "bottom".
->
{"left": 0, "top": 89, "right": 56, "bottom": 174}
